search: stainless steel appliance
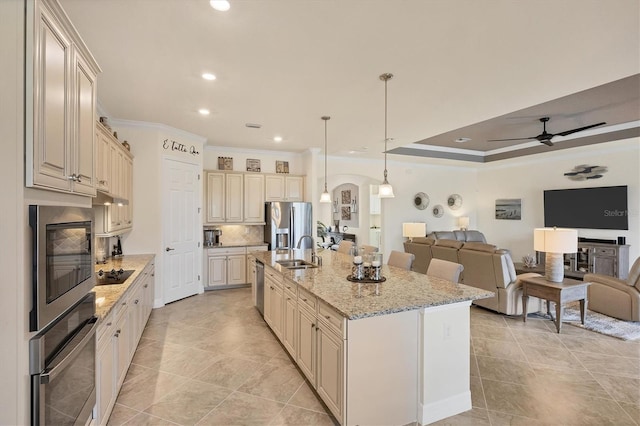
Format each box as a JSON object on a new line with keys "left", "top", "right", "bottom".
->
{"left": 256, "top": 260, "right": 265, "bottom": 315}
{"left": 29, "top": 205, "right": 95, "bottom": 332}
{"left": 30, "top": 292, "right": 97, "bottom": 426}
{"left": 204, "top": 228, "right": 222, "bottom": 246}
{"left": 264, "top": 202, "right": 313, "bottom": 250}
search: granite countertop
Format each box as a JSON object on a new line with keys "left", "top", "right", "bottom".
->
{"left": 253, "top": 249, "right": 494, "bottom": 320}
{"left": 204, "top": 242, "right": 268, "bottom": 249}
{"left": 93, "top": 254, "right": 155, "bottom": 321}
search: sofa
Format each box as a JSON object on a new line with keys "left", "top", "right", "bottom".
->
{"left": 584, "top": 257, "right": 640, "bottom": 321}
{"left": 404, "top": 238, "right": 543, "bottom": 315}
{"left": 427, "top": 230, "right": 487, "bottom": 243}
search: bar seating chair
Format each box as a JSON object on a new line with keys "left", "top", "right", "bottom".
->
{"left": 387, "top": 250, "right": 415, "bottom": 271}
{"left": 427, "top": 258, "right": 464, "bottom": 283}
{"left": 337, "top": 240, "right": 354, "bottom": 255}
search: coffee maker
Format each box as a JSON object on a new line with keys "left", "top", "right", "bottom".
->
{"left": 204, "top": 228, "right": 222, "bottom": 246}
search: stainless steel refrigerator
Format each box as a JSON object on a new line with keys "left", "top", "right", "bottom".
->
{"left": 264, "top": 202, "right": 313, "bottom": 250}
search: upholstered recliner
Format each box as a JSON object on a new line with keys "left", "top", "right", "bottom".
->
{"left": 428, "top": 230, "right": 487, "bottom": 243}
{"left": 404, "top": 238, "right": 544, "bottom": 315}
{"left": 458, "top": 243, "right": 543, "bottom": 315}
{"left": 584, "top": 257, "right": 640, "bottom": 321}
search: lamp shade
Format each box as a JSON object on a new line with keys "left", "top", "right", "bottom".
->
{"left": 402, "top": 222, "right": 426, "bottom": 239}
{"left": 378, "top": 182, "right": 395, "bottom": 198}
{"left": 534, "top": 228, "right": 578, "bottom": 253}
{"left": 319, "top": 190, "right": 331, "bottom": 203}
{"left": 458, "top": 216, "right": 470, "bottom": 230}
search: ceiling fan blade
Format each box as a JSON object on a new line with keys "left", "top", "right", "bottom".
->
{"left": 555, "top": 122, "right": 606, "bottom": 137}
{"left": 540, "top": 139, "right": 554, "bottom": 147}
{"left": 487, "top": 137, "right": 535, "bottom": 142}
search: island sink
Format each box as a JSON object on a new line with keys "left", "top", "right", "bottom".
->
{"left": 276, "top": 259, "right": 317, "bottom": 269}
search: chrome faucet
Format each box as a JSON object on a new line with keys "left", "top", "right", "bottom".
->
{"left": 296, "top": 235, "right": 314, "bottom": 249}
{"left": 296, "top": 235, "right": 322, "bottom": 265}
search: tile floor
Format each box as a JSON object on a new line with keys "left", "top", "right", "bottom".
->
{"left": 107, "top": 288, "right": 640, "bottom": 425}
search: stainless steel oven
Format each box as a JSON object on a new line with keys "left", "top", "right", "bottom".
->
{"left": 30, "top": 292, "right": 97, "bottom": 426}
{"left": 29, "top": 205, "right": 95, "bottom": 331}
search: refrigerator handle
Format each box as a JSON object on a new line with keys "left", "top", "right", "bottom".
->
{"left": 290, "top": 206, "right": 295, "bottom": 248}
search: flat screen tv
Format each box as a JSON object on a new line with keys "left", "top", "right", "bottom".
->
{"left": 543, "top": 185, "right": 628, "bottom": 230}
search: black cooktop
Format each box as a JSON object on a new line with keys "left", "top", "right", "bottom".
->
{"left": 95, "top": 268, "right": 135, "bottom": 285}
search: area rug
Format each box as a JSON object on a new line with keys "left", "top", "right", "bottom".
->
{"left": 539, "top": 302, "right": 640, "bottom": 341}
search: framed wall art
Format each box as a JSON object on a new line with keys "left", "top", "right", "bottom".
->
{"left": 218, "top": 156, "right": 233, "bottom": 170}
{"left": 246, "top": 158, "right": 261, "bottom": 172}
{"left": 276, "top": 160, "right": 289, "bottom": 173}
{"left": 495, "top": 199, "right": 522, "bottom": 220}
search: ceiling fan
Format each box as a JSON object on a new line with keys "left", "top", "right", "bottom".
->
{"left": 488, "top": 117, "right": 606, "bottom": 146}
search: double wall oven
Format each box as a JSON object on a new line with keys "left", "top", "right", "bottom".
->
{"left": 28, "top": 205, "right": 97, "bottom": 426}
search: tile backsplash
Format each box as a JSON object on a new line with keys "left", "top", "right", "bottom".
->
{"left": 205, "top": 225, "right": 264, "bottom": 244}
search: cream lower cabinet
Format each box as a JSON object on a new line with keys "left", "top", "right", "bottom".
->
{"left": 95, "top": 312, "right": 117, "bottom": 426}
{"left": 265, "top": 274, "right": 345, "bottom": 423}
{"left": 205, "top": 247, "right": 247, "bottom": 288}
{"left": 282, "top": 279, "right": 298, "bottom": 357}
{"left": 263, "top": 271, "right": 283, "bottom": 340}
{"left": 94, "top": 259, "right": 155, "bottom": 425}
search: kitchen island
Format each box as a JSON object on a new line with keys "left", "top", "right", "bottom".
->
{"left": 253, "top": 249, "right": 494, "bottom": 426}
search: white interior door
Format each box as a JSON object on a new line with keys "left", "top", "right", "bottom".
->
{"left": 163, "top": 158, "right": 200, "bottom": 303}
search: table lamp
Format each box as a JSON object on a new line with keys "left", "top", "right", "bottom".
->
{"left": 533, "top": 227, "right": 578, "bottom": 282}
{"left": 458, "top": 216, "right": 469, "bottom": 231}
{"left": 402, "top": 222, "right": 426, "bottom": 242}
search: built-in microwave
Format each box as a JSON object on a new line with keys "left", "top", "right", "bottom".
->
{"left": 29, "top": 205, "right": 95, "bottom": 332}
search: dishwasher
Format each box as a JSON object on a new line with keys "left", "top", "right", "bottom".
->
{"left": 256, "top": 260, "right": 265, "bottom": 316}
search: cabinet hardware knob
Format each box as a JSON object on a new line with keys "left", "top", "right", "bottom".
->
{"left": 166, "top": 247, "right": 175, "bottom": 252}
{"left": 144, "top": 284, "right": 148, "bottom": 288}
{"left": 301, "top": 298, "right": 307, "bottom": 302}
{"left": 325, "top": 315, "right": 331, "bottom": 319}
{"left": 106, "top": 322, "right": 112, "bottom": 326}
{"left": 135, "top": 300, "right": 139, "bottom": 304}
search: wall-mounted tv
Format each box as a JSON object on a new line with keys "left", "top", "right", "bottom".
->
{"left": 543, "top": 185, "right": 628, "bottom": 230}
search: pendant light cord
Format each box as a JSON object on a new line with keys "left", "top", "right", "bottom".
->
{"left": 322, "top": 116, "right": 330, "bottom": 192}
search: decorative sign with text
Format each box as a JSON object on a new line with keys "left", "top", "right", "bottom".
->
{"left": 163, "top": 139, "right": 201, "bottom": 157}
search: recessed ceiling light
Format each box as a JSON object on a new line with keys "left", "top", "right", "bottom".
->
{"left": 209, "top": 0, "right": 230, "bottom": 11}
{"left": 454, "top": 137, "right": 472, "bottom": 143}
{"left": 202, "top": 73, "right": 216, "bottom": 81}
{"left": 273, "top": 136, "right": 283, "bottom": 143}
{"left": 198, "top": 109, "right": 210, "bottom": 115}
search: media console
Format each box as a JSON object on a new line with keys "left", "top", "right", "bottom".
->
{"left": 536, "top": 241, "right": 630, "bottom": 279}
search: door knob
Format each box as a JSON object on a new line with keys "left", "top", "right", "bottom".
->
{"left": 166, "top": 247, "right": 175, "bottom": 252}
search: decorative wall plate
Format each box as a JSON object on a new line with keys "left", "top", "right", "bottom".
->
{"left": 413, "top": 192, "right": 429, "bottom": 210}
{"left": 447, "top": 194, "right": 462, "bottom": 210}
{"left": 432, "top": 204, "right": 444, "bottom": 218}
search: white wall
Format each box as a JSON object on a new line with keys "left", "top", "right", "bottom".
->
{"left": 321, "top": 156, "right": 478, "bottom": 259}
{"left": 112, "top": 120, "right": 205, "bottom": 306}
{"left": 203, "top": 146, "right": 306, "bottom": 174}
{"left": 0, "top": 1, "right": 25, "bottom": 423}
{"left": 478, "top": 138, "right": 640, "bottom": 263}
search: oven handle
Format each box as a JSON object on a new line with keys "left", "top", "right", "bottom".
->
{"left": 40, "top": 316, "right": 97, "bottom": 385}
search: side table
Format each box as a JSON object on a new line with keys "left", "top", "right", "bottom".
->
{"left": 521, "top": 276, "right": 591, "bottom": 333}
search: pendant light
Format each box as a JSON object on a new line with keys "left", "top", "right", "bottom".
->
{"left": 319, "top": 116, "right": 332, "bottom": 203}
{"left": 378, "top": 73, "right": 395, "bottom": 198}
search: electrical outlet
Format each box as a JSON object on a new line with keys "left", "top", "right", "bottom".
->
{"left": 443, "top": 323, "right": 452, "bottom": 340}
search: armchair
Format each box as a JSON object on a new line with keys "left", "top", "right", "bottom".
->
{"left": 584, "top": 257, "right": 640, "bottom": 321}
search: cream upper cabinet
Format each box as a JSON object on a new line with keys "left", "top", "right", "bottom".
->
{"left": 225, "top": 173, "right": 244, "bottom": 222}
{"left": 205, "top": 171, "right": 268, "bottom": 224}
{"left": 244, "top": 174, "right": 265, "bottom": 223}
{"left": 285, "top": 176, "right": 304, "bottom": 201}
{"left": 205, "top": 172, "right": 225, "bottom": 223}
{"left": 265, "top": 174, "right": 305, "bottom": 201}
{"left": 26, "top": 0, "right": 100, "bottom": 195}
{"left": 96, "top": 127, "right": 111, "bottom": 193}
